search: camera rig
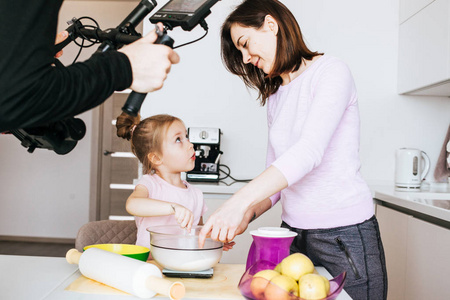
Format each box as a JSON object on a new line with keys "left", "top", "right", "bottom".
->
{"left": 6, "top": 0, "right": 219, "bottom": 155}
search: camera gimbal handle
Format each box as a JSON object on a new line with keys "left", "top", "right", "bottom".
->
{"left": 121, "top": 28, "right": 174, "bottom": 117}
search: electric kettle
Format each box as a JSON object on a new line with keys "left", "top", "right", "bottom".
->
{"left": 245, "top": 227, "right": 297, "bottom": 271}
{"left": 395, "top": 148, "right": 430, "bottom": 191}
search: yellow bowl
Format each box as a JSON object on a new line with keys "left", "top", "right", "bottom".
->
{"left": 83, "top": 244, "right": 150, "bottom": 261}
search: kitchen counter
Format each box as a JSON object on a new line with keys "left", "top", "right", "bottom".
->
{"left": 117, "top": 180, "right": 247, "bottom": 195}
{"left": 190, "top": 181, "right": 247, "bottom": 195}
{"left": 372, "top": 184, "right": 450, "bottom": 299}
{"left": 0, "top": 255, "right": 351, "bottom": 300}
{"left": 372, "top": 184, "right": 450, "bottom": 227}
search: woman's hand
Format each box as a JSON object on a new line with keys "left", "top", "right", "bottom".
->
{"left": 198, "top": 197, "right": 247, "bottom": 247}
{"left": 198, "top": 166, "right": 287, "bottom": 248}
{"left": 54, "top": 31, "right": 68, "bottom": 58}
{"left": 172, "top": 204, "right": 194, "bottom": 231}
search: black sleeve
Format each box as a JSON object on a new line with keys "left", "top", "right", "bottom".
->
{"left": 0, "top": 0, "right": 133, "bottom": 132}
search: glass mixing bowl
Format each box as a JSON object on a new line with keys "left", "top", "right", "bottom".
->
{"left": 147, "top": 225, "right": 223, "bottom": 272}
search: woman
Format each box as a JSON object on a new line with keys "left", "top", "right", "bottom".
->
{"left": 199, "top": 0, "right": 387, "bottom": 299}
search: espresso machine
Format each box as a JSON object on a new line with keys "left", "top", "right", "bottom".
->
{"left": 186, "top": 127, "right": 222, "bottom": 182}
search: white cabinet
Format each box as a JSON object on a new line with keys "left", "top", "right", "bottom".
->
{"left": 398, "top": 0, "right": 450, "bottom": 96}
{"left": 376, "top": 205, "right": 409, "bottom": 300}
{"left": 204, "top": 194, "right": 283, "bottom": 264}
{"left": 404, "top": 217, "right": 450, "bottom": 299}
{"left": 376, "top": 204, "right": 450, "bottom": 300}
{"left": 399, "top": 0, "right": 435, "bottom": 23}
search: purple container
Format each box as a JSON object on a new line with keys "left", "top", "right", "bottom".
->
{"left": 245, "top": 227, "right": 297, "bottom": 270}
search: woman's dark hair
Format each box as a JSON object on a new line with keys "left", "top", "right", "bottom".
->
{"left": 116, "top": 112, "right": 181, "bottom": 174}
{"left": 221, "top": 0, "right": 322, "bottom": 105}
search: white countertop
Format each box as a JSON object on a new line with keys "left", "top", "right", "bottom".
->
{"left": 0, "top": 255, "right": 78, "bottom": 300}
{"left": 114, "top": 180, "right": 248, "bottom": 195}
{"left": 0, "top": 255, "right": 351, "bottom": 300}
{"left": 372, "top": 184, "right": 450, "bottom": 223}
{"left": 190, "top": 181, "right": 247, "bottom": 194}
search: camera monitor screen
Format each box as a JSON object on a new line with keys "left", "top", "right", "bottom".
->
{"left": 150, "top": 0, "right": 219, "bottom": 31}
{"left": 160, "top": 0, "right": 208, "bottom": 13}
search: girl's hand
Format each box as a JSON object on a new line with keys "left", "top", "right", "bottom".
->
{"left": 172, "top": 204, "right": 194, "bottom": 231}
{"left": 223, "top": 241, "right": 236, "bottom": 251}
{"left": 55, "top": 31, "right": 68, "bottom": 58}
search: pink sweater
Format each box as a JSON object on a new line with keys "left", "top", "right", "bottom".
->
{"left": 134, "top": 174, "right": 207, "bottom": 248}
{"left": 267, "top": 55, "right": 373, "bottom": 229}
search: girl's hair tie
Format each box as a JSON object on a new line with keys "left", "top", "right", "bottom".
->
{"left": 130, "top": 124, "right": 137, "bottom": 135}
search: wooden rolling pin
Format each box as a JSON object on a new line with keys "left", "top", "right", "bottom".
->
{"left": 66, "top": 248, "right": 185, "bottom": 299}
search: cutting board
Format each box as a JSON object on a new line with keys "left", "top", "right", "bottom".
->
{"left": 65, "top": 262, "right": 246, "bottom": 299}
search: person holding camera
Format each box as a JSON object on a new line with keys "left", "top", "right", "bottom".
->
{"left": 0, "top": 0, "right": 179, "bottom": 132}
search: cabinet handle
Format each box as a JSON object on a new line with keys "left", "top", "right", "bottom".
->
{"left": 103, "top": 150, "right": 135, "bottom": 158}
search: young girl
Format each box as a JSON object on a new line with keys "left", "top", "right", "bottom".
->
{"left": 116, "top": 113, "right": 207, "bottom": 249}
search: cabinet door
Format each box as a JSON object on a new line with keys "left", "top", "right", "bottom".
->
{"left": 399, "top": 0, "right": 435, "bottom": 23}
{"left": 398, "top": 0, "right": 450, "bottom": 94}
{"left": 376, "top": 205, "right": 410, "bottom": 300}
{"left": 204, "top": 196, "right": 283, "bottom": 264}
{"left": 405, "top": 217, "right": 450, "bottom": 299}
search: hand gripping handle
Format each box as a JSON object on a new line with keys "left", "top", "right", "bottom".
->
{"left": 122, "top": 28, "right": 174, "bottom": 117}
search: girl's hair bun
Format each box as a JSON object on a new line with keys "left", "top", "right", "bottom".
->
{"left": 116, "top": 111, "right": 141, "bottom": 141}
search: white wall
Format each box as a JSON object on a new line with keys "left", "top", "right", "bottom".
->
{"left": 141, "top": 0, "right": 268, "bottom": 180}
{"left": 1, "top": 0, "right": 449, "bottom": 239}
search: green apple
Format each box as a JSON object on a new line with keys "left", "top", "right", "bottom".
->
{"left": 264, "top": 274, "right": 299, "bottom": 300}
{"left": 299, "top": 273, "right": 328, "bottom": 299}
{"left": 250, "top": 269, "right": 280, "bottom": 300}
{"left": 319, "top": 275, "right": 330, "bottom": 294}
{"left": 274, "top": 262, "right": 282, "bottom": 273}
{"left": 280, "top": 253, "right": 315, "bottom": 281}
